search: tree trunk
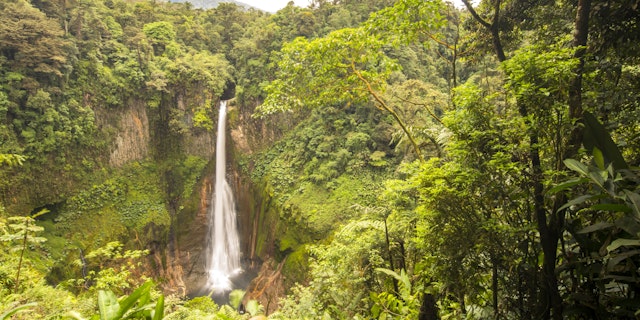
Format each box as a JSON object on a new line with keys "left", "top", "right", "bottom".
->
{"left": 419, "top": 293, "right": 440, "bottom": 320}
{"left": 545, "top": 1, "right": 591, "bottom": 318}
{"left": 529, "top": 132, "right": 559, "bottom": 319}
{"left": 14, "top": 218, "right": 29, "bottom": 294}
{"left": 566, "top": 0, "right": 591, "bottom": 159}
{"left": 517, "top": 98, "right": 562, "bottom": 319}
{"left": 491, "top": 26, "right": 507, "bottom": 62}
{"left": 383, "top": 217, "right": 399, "bottom": 295}
{"left": 492, "top": 255, "right": 499, "bottom": 319}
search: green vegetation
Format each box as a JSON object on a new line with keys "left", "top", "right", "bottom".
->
{"left": 1, "top": 0, "right": 639, "bottom": 319}
{"left": 252, "top": 0, "right": 640, "bottom": 318}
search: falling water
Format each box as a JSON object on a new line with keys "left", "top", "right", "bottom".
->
{"left": 205, "top": 100, "right": 241, "bottom": 293}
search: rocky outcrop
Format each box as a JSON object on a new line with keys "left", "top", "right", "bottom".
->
{"left": 242, "top": 258, "right": 286, "bottom": 315}
{"left": 177, "top": 176, "right": 213, "bottom": 295}
{"left": 229, "top": 100, "right": 296, "bottom": 155}
{"left": 109, "top": 103, "right": 150, "bottom": 167}
{"left": 106, "top": 97, "right": 216, "bottom": 167}
{"left": 184, "top": 129, "right": 215, "bottom": 159}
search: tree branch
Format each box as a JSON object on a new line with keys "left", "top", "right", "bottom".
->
{"left": 350, "top": 61, "right": 424, "bottom": 162}
{"left": 391, "top": 93, "right": 445, "bottom": 126}
{"left": 462, "top": 0, "right": 491, "bottom": 29}
{"left": 462, "top": 0, "right": 506, "bottom": 61}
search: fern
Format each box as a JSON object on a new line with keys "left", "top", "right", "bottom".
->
{"left": 337, "top": 219, "right": 384, "bottom": 238}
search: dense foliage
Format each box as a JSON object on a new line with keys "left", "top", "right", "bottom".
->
{"left": 255, "top": 0, "right": 640, "bottom": 318}
{"left": 1, "top": 0, "right": 639, "bottom": 319}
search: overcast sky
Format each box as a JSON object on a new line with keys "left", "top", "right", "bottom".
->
{"left": 239, "top": 0, "right": 309, "bottom": 12}
{"left": 240, "top": 0, "right": 468, "bottom": 13}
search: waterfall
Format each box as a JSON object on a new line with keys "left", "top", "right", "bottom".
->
{"left": 205, "top": 100, "right": 241, "bottom": 293}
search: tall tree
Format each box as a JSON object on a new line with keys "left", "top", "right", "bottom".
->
{"left": 462, "top": 1, "right": 593, "bottom": 317}
{"left": 258, "top": 27, "right": 429, "bottom": 161}
{"left": 0, "top": 0, "right": 70, "bottom": 83}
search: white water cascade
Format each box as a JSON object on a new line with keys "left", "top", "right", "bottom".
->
{"left": 205, "top": 100, "right": 242, "bottom": 293}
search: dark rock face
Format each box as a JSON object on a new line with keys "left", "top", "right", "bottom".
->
{"left": 221, "top": 80, "right": 236, "bottom": 100}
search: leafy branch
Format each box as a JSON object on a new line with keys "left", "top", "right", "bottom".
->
{"left": 0, "top": 209, "right": 48, "bottom": 294}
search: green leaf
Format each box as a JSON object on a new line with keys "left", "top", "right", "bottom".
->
{"left": 375, "top": 268, "right": 401, "bottom": 281}
{"left": 228, "top": 289, "right": 245, "bottom": 310}
{"left": 398, "top": 269, "right": 412, "bottom": 301}
{"left": 590, "top": 203, "right": 632, "bottom": 213}
{"left": 607, "top": 239, "right": 640, "bottom": 253}
{"left": 152, "top": 295, "right": 164, "bottom": 320}
{"left": 124, "top": 303, "right": 155, "bottom": 319}
{"left": 592, "top": 147, "right": 605, "bottom": 170}
{"left": 0, "top": 303, "right": 37, "bottom": 320}
{"left": 615, "top": 216, "right": 640, "bottom": 238}
{"left": 624, "top": 190, "right": 640, "bottom": 219}
{"left": 216, "top": 314, "right": 233, "bottom": 320}
{"left": 98, "top": 290, "right": 120, "bottom": 320}
{"left": 587, "top": 170, "right": 607, "bottom": 189}
{"left": 137, "top": 288, "right": 151, "bottom": 309}
{"left": 0, "top": 154, "right": 26, "bottom": 167}
{"left": 64, "top": 311, "right": 87, "bottom": 320}
{"left": 582, "top": 112, "right": 628, "bottom": 171}
{"left": 116, "top": 281, "right": 153, "bottom": 319}
{"left": 607, "top": 249, "right": 640, "bottom": 271}
{"left": 564, "top": 159, "right": 589, "bottom": 176}
{"left": 557, "top": 194, "right": 597, "bottom": 212}
{"left": 547, "top": 177, "right": 587, "bottom": 194}
{"left": 576, "top": 222, "right": 615, "bottom": 234}
{"left": 31, "top": 208, "right": 49, "bottom": 219}
{"left": 245, "top": 300, "right": 263, "bottom": 316}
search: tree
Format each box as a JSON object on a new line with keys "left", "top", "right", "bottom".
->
{"left": 257, "top": 27, "right": 429, "bottom": 161}
{"left": 0, "top": 0, "right": 70, "bottom": 82}
{"left": 278, "top": 219, "right": 387, "bottom": 318}
{"left": 461, "top": 0, "right": 506, "bottom": 61}
{"left": 459, "top": 1, "right": 595, "bottom": 317}
{"left": 143, "top": 21, "right": 176, "bottom": 55}
{"left": 367, "top": 0, "right": 462, "bottom": 88}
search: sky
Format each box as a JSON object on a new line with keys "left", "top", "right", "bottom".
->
{"left": 239, "top": 0, "right": 311, "bottom": 12}
{"left": 239, "top": 0, "right": 468, "bottom": 13}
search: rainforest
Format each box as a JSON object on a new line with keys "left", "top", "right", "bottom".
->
{"left": 1, "top": 0, "right": 639, "bottom": 319}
